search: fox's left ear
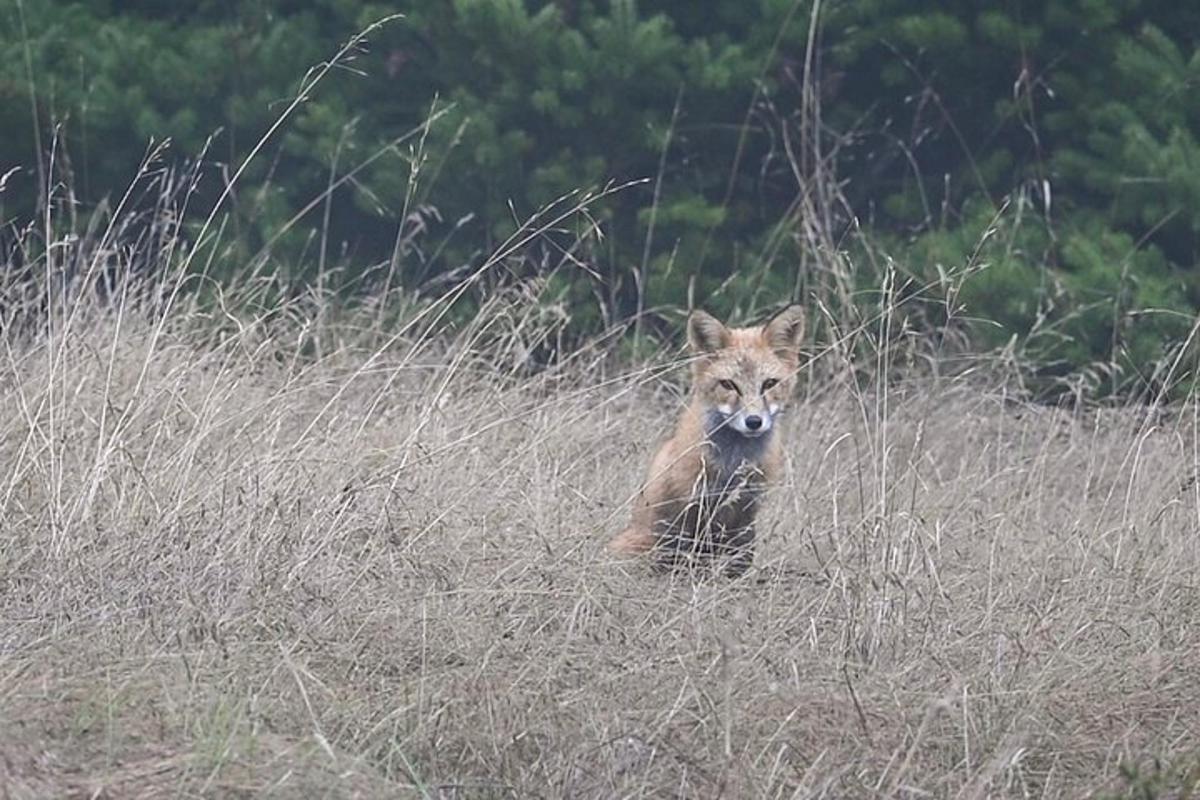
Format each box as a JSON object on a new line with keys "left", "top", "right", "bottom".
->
{"left": 764, "top": 305, "right": 806, "bottom": 362}
{"left": 688, "top": 309, "right": 730, "bottom": 354}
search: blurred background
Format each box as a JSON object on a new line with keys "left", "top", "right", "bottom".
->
{"left": 3, "top": 0, "right": 1199, "bottom": 395}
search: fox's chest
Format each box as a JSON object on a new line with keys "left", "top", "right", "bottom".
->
{"left": 695, "top": 459, "right": 765, "bottom": 512}
{"left": 660, "top": 457, "right": 766, "bottom": 534}
{"left": 651, "top": 463, "right": 763, "bottom": 563}
{"left": 650, "top": 436, "right": 773, "bottom": 569}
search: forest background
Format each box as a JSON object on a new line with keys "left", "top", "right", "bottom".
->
{"left": 4, "top": 0, "right": 1200, "bottom": 395}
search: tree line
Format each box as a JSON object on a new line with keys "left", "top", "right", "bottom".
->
{"left": 3, "top": 0, "right": 1199, "bottom": 393}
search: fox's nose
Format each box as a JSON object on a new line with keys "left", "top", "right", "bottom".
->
{"left": 744, "top": 415, "right": 763, "bottom": 430}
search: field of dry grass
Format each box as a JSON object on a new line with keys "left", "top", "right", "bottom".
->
{"left": 1, "top": 286, "right": 1198, "bottom": 799}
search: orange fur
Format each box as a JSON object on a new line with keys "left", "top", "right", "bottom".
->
{"left": 608, "top": 306, "right": 805, "bottom": 575}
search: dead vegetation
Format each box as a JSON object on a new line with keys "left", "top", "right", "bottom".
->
{"left": 1, "top": 277, "right": 1198, "bottom": 799}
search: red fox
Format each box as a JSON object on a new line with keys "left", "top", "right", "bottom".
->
{"left": 608, "top": 305, "right": 806, "bottom": 576}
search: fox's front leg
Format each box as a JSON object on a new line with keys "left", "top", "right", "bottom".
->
{"left": 608, "top": 524, "right": 655, "bottom": 554}
{"left": 718, "top": 524, "right": 756, "bottom": 578}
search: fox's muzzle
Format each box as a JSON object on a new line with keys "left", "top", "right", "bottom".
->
{"left": 714, "top": 404, "right": 775, "bottom": 438}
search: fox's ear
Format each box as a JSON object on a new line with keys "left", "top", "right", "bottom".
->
{"left": 688, "top": 310, "right": 730, "bottom": 353}
{"left": 764, "top": 304, "right": 806, "bottom": 362}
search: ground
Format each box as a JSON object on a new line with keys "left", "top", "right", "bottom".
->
{"left": 2, "top": 307, "right": 1198, "bottom": 798}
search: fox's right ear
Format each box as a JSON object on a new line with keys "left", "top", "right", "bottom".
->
{"left": 764, "top": 304, "right": 806, "bottom": 362}
{"left": 688, "top": 310, "right": 730, "bottom": 353}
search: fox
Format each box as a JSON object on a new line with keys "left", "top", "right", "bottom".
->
{"left": 608, "top": 305, "right": 806, "bottom": 576}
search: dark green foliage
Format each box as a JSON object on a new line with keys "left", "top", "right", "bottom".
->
{"left": 3, "top": 0, "right": 1200, "bottom": 394}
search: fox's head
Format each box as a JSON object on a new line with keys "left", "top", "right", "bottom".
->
{"left": 687, "top": 305, "right": 806, "bottom": 439}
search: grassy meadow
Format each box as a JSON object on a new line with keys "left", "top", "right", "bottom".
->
{"left": 7, "top": 3, "right": 1200, "bottom": 796}
{"left": 1, "top": 245, "right": 1199, "bottom": 798}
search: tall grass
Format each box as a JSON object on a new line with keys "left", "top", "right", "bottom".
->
{"left": 3, "top": 171, "right": 1200, "bottom": 797}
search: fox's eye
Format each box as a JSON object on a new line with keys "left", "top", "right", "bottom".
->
{"left": 718, "top": 379, "right": 740, "bottom": 394}
{"left": 761, "top": 378, "right": 779, "bottom": 392}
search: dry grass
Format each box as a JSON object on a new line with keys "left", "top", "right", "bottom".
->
{"left": 5, "top": 9, "right": 1197, "bottom": 795}
{"left": 1, "top": 281, "right": 1199, "bottom": 800}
